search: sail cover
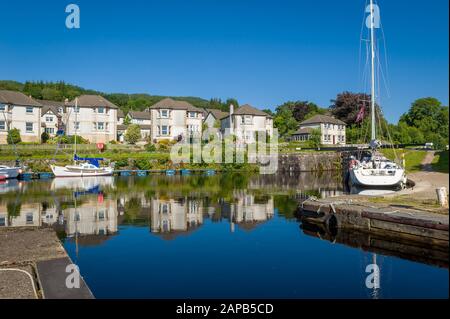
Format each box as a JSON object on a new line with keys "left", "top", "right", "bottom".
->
{"left": 74, "top": 154, "right": 104, "bottom": 168}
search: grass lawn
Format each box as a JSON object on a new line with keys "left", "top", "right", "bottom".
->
{"left": 432, "top": 151, "right": 449, "bottom": 173}
{"left": 381, "top": 149, "right": 428, "bottom": 173}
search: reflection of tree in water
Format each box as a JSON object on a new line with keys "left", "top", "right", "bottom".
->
{"left": 123, "top": 197, "right": 142, "bottom": 223}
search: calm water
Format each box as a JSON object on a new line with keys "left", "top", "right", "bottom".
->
{"left": 0, "top": 173, "right": 448, "bottom": 298}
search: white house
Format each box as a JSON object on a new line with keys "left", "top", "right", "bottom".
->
{"left": 65, "top": 95, "right": 118, "bottom": 143}
{"left": 203, "top": 108, "right": 229, "bottom": 129}
{"left": 291, "top": 114, "right": 346, "bottom": 145}
{"left": 127, "top": 111, "right": 152, "bottom": 140}
{"left": 147, "top": 98, "right": 203, "bottom": 143}
{"left": 220, "top": 104, "right": 273, "bottom": 143}
{"left": 0, "top": 90, "right": 43, "bottom": 144}
{"left": 38, "top": 99, "right": 65, "bottom": 137}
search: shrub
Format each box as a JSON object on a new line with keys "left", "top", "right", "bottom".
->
{"left": 7, "top": 128, "right": 21, "bottom": 144}
{"left": 145, "top": 143, "right": 156, "bottom": 152}
{"left": 41, "top": 132, "right": 50, "bottom": 144}
{"left": 125, "top": 124, "right": 141, "bottom": 144}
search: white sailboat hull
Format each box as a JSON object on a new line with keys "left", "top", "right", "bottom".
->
{"left": 349, "top": 168, "right": 406, "bottom": 187}
{"left": 51, "top": 165, "right": 113, "bottom": 177}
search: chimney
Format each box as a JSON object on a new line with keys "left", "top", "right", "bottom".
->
{"left": 229, "top": 104, "right": 234, "bottom": 134}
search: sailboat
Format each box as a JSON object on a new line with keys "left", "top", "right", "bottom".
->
{"left": 50, "top": 98, "right": 113, "bottom": 177}
{"left": 349, "top": 0, "right": 407, "bottom": 188}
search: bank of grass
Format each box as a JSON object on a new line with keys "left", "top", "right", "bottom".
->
{"left": 366, "top": 195, "right": 447, "bottom": 215}
{"left": 432, "top": 151, "right": 449, "bottom": 173}
{"left": 381, "top": 149, "right": 428, "bottom": 173}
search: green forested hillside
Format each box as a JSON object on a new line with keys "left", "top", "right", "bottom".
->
{"left": 0, "top": 80, "right": 235, "bottom": 113}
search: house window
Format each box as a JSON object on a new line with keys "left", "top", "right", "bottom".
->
{"left": 45, "top": 128, "right": 55, "bottom": 134}
{"left": 160, "top": 110, "right": 169, "bottom": 118}
{"left": 74, "top": 122, "right": 80, "bottom": 131}
{"left": 98, "top": 211, "right": 105, "bottom": 220}
{"left": 161, "top": 125, "right": 169, "bottom": 135}
{"left": 160, "top": 203, "right": 169, "bottom": 214}
{"left": 46, "top": 116, "right": 53, "bottom": 122}
{"left": 188, "top": 111, "right": 196, "bottom": 118}
{"left": 74, "top": 106, "right": 80, "bottom": 113}
{"left": 97, "top": 122, "right": 105, "bottom": 130}
{"left": 0, "top": 215, "right": 5, "bottom": 227}
{"left": 0, "top": 104, "right": 6, "bottom": 111}
{"left": 0, "top": 121, "right": 5, "bottom": 131}
{"left": 26, "top": 106, "right": 33, "bottom": 114}
{"left": 26, "top": 122, "right": 33, "bottom": 132}
{"left": 58, "top": 107, "right": 63, "bottom": 114}
{"left": 26, "top": 213, "right": 33, "bottom": 224}
{"left": 242, "top": 115, "right": 252, "bottom": 125}
{"left": 98, "top": 107, "right": 105, "bottom": 114}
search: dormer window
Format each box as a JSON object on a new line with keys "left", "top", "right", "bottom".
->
{"left": 188, "top": 111, "right": 196, "bottom": 118}
{"left": 98, "top": 107, "right": 105, "bottom": 113}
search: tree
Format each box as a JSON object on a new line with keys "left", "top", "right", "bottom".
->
{"left": 330, "top": 92, "right": 372, "bottom": 125}
{"left": 273, "top": 107, "right": 298, "bottom": 138}
{"left": 41, "top": 131, "right": 50, "bottom": 144}
{"left": 7, "top": 128, "right": 21, "bottom": 144}
{"left": 125, "top": 124, "right": 141, "bottom": 144}
{"left": 308, "top": 129, "right": 322, "bottom": 148}
{"left": 399, "top": 98, "right": 448, "bottom": 148}
{"left": 123, "top": 115, "right": 131, "bottom": 125}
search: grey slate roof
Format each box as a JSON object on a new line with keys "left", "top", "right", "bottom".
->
{"left": 117, "top": 109, "right": 125, "bottom": 118}
{"left": 292, "top": 127, "right": 314, "bottom": 135}
{"left": 36, "top": 100, "right": 65, "bottom": 117}
{"left": 148, "top": 98, "right": 202, "bottom": 112}
{"left": 206, "top": 108, "right": 229, "bottom": 120}
{"left": 229, "top": 104, "right": 271, "bottom": 118}
{"left": 128, "top": 111, "right": 151, "bottom": 120}
{"left": 0, "top": 90, "right": 42, "bottom": 107}
{"left": 300, "top": 115, "right": 346, "bottom": 126}
{"left": 68, "top": 95, "right": 119, "bottom": 109}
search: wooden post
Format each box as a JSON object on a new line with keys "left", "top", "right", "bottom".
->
{"left": 436, "top": 187, "right": 448, "bottom": 208}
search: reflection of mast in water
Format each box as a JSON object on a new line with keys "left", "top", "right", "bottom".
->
{"left": 74, "top": 192, "right": 79, "bottom": 260}
{"left": 371, "top": 253, "right": 381, "bottom": 299}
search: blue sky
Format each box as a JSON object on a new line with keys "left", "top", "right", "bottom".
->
{"left": 0, "top": 0, "right": 448, "bottom": 122}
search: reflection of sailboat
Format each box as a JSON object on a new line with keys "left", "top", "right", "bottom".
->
{"left": 51, "top": 176, "right": 114, "bottom": 191}
{"left": 349, "top": 0, "right": 406, "bottom": 188}
{"left": 50, "top": 98, "right": 113, "bottom": 177}
{"left": 350, "top": 186, "right": 396, "bottom": 196}
{"left": 0, "top": 178, "right": 20, "bottom": 194}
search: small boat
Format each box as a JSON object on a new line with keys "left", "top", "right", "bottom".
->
{"left": 51, "top": 157, "right": 113, "bottom": 177}
{"left": 0, "top": 165, "right": 22, "bottom": 179}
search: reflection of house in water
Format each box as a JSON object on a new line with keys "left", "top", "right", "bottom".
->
{"left": 0, "top": 197, "right": 119, "bottom": 241}
{"left": 63, "top": 198, "right": 118, "bottom": 237}
{"left": 0, "top": 203, "right": 42, "bottom": 227}
{"left": 220, "top": 191, "right": 274, "bottom": 232}
{"left": 150, "top": 197, "right": 203, "bottom": 238}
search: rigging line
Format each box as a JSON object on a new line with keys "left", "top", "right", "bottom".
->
{"left": 376, "top": 40, "right": 391, "bottom": 98}
{"left": 359, "top": 0, "right": 370, "bottom": 86}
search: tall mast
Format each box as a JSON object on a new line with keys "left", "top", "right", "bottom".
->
{"left": 370, "top": 0, "right": 376, "bottom": 142}
{"left": 74, "top": 97, "right": 78, "bottom": 163}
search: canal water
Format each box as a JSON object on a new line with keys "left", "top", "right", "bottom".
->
{"left": 0, "top": 173, "right": 448, "bottom": 298}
